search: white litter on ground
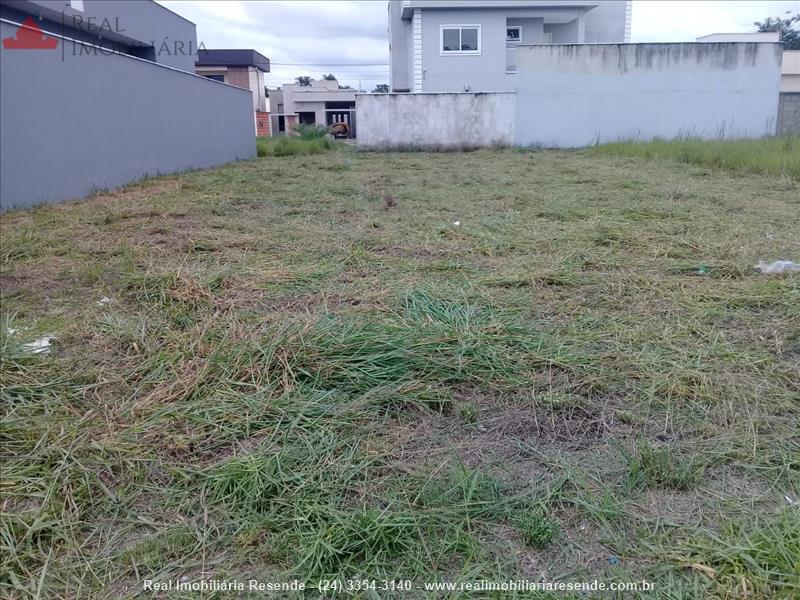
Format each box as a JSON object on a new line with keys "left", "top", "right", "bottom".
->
{"left": 22, "top": 335, "right": 54, "bottom": 355}
{"left": 97, "top": 297, "right": 112, "bottom": 306}
{"left": 453, "top": 221, "right": 461, "bottom": 227}
{"left": 753, "top": 260, "right": 800, "bottom": 274}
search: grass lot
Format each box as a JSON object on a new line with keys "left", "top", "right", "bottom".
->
{"left": 1, "top": 141, "right": 799, "bottom": 598}
{"left": 590, "top": 136, "right": 800, "bottom": 181}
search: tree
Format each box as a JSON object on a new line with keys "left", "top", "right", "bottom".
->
{"left": 322, "top": 73, "right": 337, "bottom": 81}
{"left": 372, "top": 83, "right": 389, "bottom": 93}
{"left": 755, "top": 13, "right": 800, "bottom": 50}
{"left": 295, "top": 75, "right": 313, "bottom": 86}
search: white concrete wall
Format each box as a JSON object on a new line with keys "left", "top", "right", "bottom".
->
{"left": 356, "top": 92, "right": 515, "bottom": 149}
{"left": 782, "top": 51, "right": 800, "bottom": 93}
{"left": 697, "top": 32, "right": 779, "bottom": 43}
{"left": 281, "top": 80, "right": 356, "bottom": 114}
{"left": 293, "top": 101, "right": 327, "bottom": 127}
{"left": 514, "top": 43, "right": 783, "bottom": 148}
{"left": 248, "top": 68, "right": 266, "bottom": 111}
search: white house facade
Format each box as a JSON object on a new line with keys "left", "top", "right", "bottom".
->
{"left": 388, "top": 0, "right": 631, "bottom": 93}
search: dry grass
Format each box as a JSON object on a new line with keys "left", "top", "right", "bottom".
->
{"left": 1, "top": 145, "right": 799, "bottom": 598}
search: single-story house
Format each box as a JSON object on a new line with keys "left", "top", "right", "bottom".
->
{"left": 269, "top": 78, "right": 358, "bottom": 138}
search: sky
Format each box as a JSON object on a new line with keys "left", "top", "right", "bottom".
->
{"left": 160, "top": 0, "right": 800, "bottom": 91}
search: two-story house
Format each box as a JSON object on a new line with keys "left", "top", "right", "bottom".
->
{"left": 388, "top": 0, "right": 631, "bottom": 93}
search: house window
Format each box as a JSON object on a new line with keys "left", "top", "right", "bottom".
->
{"left": 440, "top": 25, "right": 481, "bottom": 55}
{"left": 204, "top": 74, "right": 225, "bottom": 83}
{"left": 506, "top": 26, "right": 521, "bottom": 43}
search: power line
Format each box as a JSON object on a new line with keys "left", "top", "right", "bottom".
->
{"left": 270, "top": 62, "right": 389, "bottom": 66}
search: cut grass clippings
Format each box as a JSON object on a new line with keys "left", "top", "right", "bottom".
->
{"left": 1, "top": 142, "right": 799, "bottom": 598}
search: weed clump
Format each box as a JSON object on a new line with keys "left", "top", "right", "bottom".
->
{"left": 625, "top": 440, "right": 704, "bottom": 490}
{"left": 515, "top": 509, "right": 558, "bottom": 548}
{"left": 257, "top": 135, "right": 338, "bottom": 157}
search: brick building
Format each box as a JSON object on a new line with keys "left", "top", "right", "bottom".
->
{"left": 196, "top": 49, "right": 271, "bottom": 135}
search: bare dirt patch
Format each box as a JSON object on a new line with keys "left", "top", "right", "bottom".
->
{"left": 384, "top": 389, "right": 633, "bottom": 476}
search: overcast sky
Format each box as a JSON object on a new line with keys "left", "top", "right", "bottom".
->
{"left": 160, "top": 0, "right": 800, "bottom": 90}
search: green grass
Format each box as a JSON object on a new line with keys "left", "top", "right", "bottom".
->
{"left": 591, "top": 135, "right": 800, "bottom": 180}
{"left": 1, "top": 143, "right": 799, "bottom": 598}
{"left": 256, "top": 135, "right": 339, "bottom": 157}
{"left": 514, "top": 509, "right": 558, "bottom": 549}
{"left": 624, "top": 439, "right": 705, "bottom": 491}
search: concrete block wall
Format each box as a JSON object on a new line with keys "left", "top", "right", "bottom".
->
{"left": 777, "top": 92, "right": 800, "bottom": 136}
{"left": 356, "top": 92, "right": 516, "bottom": 149}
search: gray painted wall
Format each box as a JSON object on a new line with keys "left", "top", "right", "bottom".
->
{"left": 507, "top": 17, "right": 544, "bottom": 43}
{"left": 514, "top": 43, "right": 783, "bottom": 147}
{"left": 0, "top": 21, "right": 255, "bottom": 211}
{"left": 778, "top": 92, "right": 800, "bottom": 136}
{"left": 583, "top": 0, "right": 628, "bottom": 43}
{"left": 356, "top": 92, "right": 515, "bottom": 149}
{"left": 546, "top": 17, "right": 581, "bottom": 43}
{"left": 388, "top": 0, "right": 412, "bottom": 91}
{"left": 421, "top": 8, "right": 514, "bottom": 92}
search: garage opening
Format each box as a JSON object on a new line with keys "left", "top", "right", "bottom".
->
{"left": 298, "top": 112, "right": 316, "bottom": 125}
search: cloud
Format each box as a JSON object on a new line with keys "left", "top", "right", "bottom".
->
{"left": 159, "top": 0, "right": 390, "bottom": 89}
{"left": 631, "top": 0, "right": 800, "bottom": 42}
{"left": 159, "top": 0, "right": 800, "bottom": 89}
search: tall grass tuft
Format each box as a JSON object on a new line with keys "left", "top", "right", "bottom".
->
{"left": 256, "top": 135, "right": 339, "bottom": 157}
{"left": 293, "top": 123, "right": 329, "bottom": 140}
{"left": 590, "top": 136, "right": 800, "bottom": 180}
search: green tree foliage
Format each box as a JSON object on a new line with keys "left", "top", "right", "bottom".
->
{"left": 755, "top": 13, "right": 800, "bottom": 49}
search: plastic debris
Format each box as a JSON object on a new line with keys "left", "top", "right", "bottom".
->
{"left": 607, "top": 555, "right": 620, "bottom": 566}
{"left": 754, "top": 260, "right": 800, "bottom": 274}
{"left": 696, "top": 264, "right": 710, "bottom": 276}
{"left": 453, "top": 220, "right": 461, "bottom": 227}
{"left": 22, "top": 335, "right": 54, "bottom": 355}
{"left": 97, "top": 297, "right": 112, "bottom": 306}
